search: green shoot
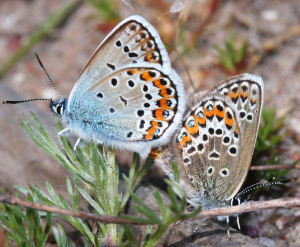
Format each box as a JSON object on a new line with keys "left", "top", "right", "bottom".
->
{"left": 214, "top": 31, "right": 248, "bottom": 74}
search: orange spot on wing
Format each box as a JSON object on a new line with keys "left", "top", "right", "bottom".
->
{"left": 215, "top": 108, "right": 224, "bottom": 119}
{"left": 158, "top": 99, "right": 171, "bottom": 109}
{"left": 234, "top": 124, "right": 239, "bottom": 135}
{"left": 229, "top": 92, "right": 239, "bottom": 99}
{"left": 250, "top": 98, "right": 256, "bottom": 104}
{"left": 146, "top": 53, "right": 153, "bottom": 62}
{"left": 179, "top": 135, "right": 191, "bottom": 149}
{"left": 241, "top": 91, "right": 248, "bottom": 99}
{"left": 130, "top": 69, "right": 138, "bottom": 75}
{"left": 185, "top": 122, "right": 199, "bottom": 136}
{"left": 141, "top": 72, "right": 152, "bottom": 81}
{"left": 153, "top": 79, "right": 172, "bottom": 99}
{"left": 194, "top": 113, "right": 206, "bottom": 126}
{"left": 144, "top": 134, "right": 152, "bottom": 140}
{"left": 154, "top": 109, "right": 167, "bottom": 121}
{"left": 204, "top": 106, "right": 215, "bottom": 118}
{"left": 145, "top": 121, "right": 159, "bottom": 139}
{"left": 225, "top": 113, "right": 234, "bottom": 127}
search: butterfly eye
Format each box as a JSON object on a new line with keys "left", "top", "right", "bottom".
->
{"left": 56, "top": 104, "right": 63, "bottom": 115}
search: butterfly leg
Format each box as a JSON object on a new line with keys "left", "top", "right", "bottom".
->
{"left": 226, "top": 197, "right": 236, "bottom": 236}
{"left": 74, "top": 138, "right": 85, "bottom": 151}
{"left": 226, "top": 215, "right": 230, "bottom": 236}
{"left": 57, "top": 128, "right": 71, "bottom": 148}
{"left": 95, "top": 138, "right": 104, "bottom": 145}
{"left": 57, "top": 128, "right": 78, "bottom": 161}
{"left": 58, "top": 128, "right": 72, "bottom": 138}
{"left": 236, "top": 197, "right": 241, "bottom": 230}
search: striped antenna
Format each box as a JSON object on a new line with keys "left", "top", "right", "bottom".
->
{"left": 35, "top": 52, "right": 61, "bottom": 98}
{"left": 2, "top": 53, "right": 61, "bottom": 105}
{"left": 3, "top": 98, "right": 51, "bottom": 104}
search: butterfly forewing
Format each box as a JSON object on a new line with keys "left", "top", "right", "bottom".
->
{"left": 81, "top": 15, "right": 171, "bottom": 80}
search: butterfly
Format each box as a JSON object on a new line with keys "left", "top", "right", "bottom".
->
{"left": 4, "top": 15, "right": 185, "bottom": 159}
{"left": 152, "top": 73, "right": 264, "bottom": 210}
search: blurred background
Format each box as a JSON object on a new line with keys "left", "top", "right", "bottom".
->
{"left": 0, "top": 0, "right": 299, "bottom": 245}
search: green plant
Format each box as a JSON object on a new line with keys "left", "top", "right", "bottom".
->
{"left": 0, "top": 191, "right": 51, "bottom": 247}
{"left": 18, "top": 113, "right": 152, "bottom": 245}
{"left": 253, "top": 107, "right": 295, "bottom": 180}
{"left": 214, "top": 31, "right": 248, "bottom": 74}
{"left": 0, "top": 113, "right": 201, "bottom": 246}
{"left": 85, "top": 0, "right": 119, "bottom": 21}
{"left": 255, "top": 107, "right": 285, "bottom": 155}
{"left": 123, "top": 162, "right": 201, "bottom": 247}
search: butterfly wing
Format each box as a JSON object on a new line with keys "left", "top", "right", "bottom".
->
{"left": 66, "top": 65, "right": 184, "bottom": 158}
{"left": 65, "top": 16, "right": 185, "bottom": 157}
{"left": 79, "top": 15, "right": 171, "bottom": 85}
{"left": 213, "top": 73, "right": 264, "bottom": 197}
{"left": 154, "top": 74, "right": 263, "bottom": 208}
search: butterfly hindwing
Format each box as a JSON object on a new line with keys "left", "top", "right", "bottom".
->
{"left": 67, "top": 65, "right": 184, "bottom": 157}
{"left": 213, "top": 73, "right": 264, "bottom": 196}
{"left": 175, "top": 94, "right": 241, "bottom": 206}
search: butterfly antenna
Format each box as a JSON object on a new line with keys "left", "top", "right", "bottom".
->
{"left": 35, "top": 52, "right": 62, "bottom": 98}
{"left": 3, "top": 98, "right": 51, "bottom": 104}
{"left": 235, "top": 181, "right": 283, "bottom": 199}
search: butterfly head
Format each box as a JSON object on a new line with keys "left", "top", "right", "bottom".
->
{"left": 50, "top": 98, "right": 67, "bottom": 117}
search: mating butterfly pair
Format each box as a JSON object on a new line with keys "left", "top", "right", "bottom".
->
{"left": 5, "top": 15, "right": 263, "bottom": 209}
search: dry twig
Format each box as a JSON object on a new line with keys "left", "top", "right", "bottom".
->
{"left": 1, "top": 193, "right": 299, "bottom": 225}
{"left": 251, "top": 164, "right": 300, "bottom": 171}
{"left": 194, "top": 197, "right": 300, "bottom": 220}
